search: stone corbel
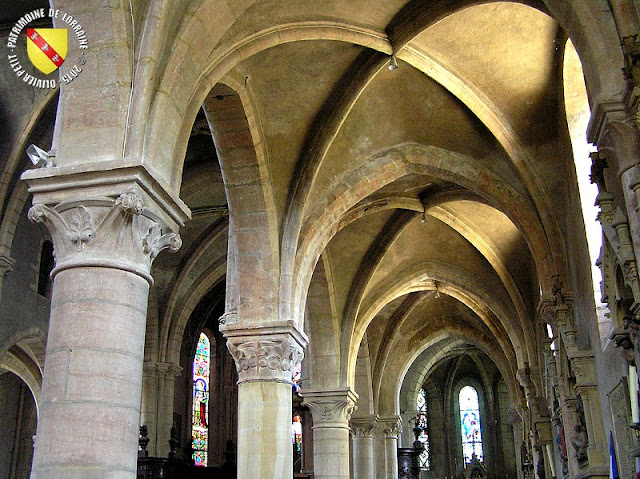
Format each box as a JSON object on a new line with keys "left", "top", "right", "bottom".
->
{"left": 0, "top": 254, "right": 15, "bottom": 278}
{"left": 221, "top": 321, "right": 307, "bottom": 385}
{"left": 302, "top": 388, "right": 358, "bottom": 428}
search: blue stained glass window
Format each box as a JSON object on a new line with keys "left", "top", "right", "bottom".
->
{"left": 292, "top": 361, "right": 301, "bottom": 392}
{"left": 459, "top": 385, "right": 483, "bottom": 465}
{"left": 192, "top": 333, "right": 210, "bottom": 466}
{"left": 417, "top": 388, "right": 430, "bottom": 469}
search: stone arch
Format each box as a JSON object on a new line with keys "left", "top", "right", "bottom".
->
{"left": 0, "top": 328, "right": 46, "bottom": 416}
{"left": 143, "top": 21, "right": 392, "bottom": 187}
{"left": 0, "top": 88, "right": 57, "bottom": 220}
{"left": 202, "top": 82, "right": 280, "bottom": 325}
{"left": 0, "top": 181, "right": 30, "bottom": 260}
{"left": 292, "top": 144, "right": 558, "bottom": 333}
{"left": 380, "top": 320, "right": 519, "bottom": 416}
{"left": 164, "top": 260, "right": 227, "bottom": 366}
{"left": 159, "top": 218, "right": 228, "bottom": 364}
{"left": 349, "top": 260, "right": 525, "bottom": 390}
{"left": 304, "top": 253, "right": 342, "bottom": 390}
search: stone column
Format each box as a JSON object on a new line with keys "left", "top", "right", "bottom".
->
{"left": 350, "top": 416, "right": 378, "bottom": 479}
{"left": 140, "top": 362, "right": 161, "bottom": 456}
{"left": 222, "top": 321, "right": 307, "bottom": 479}
{"left": 22, "top": 166, "right": 189, "bottom": 479}
{"left": 302, "top": 388, "right": 358, "bottom": 479}
{"left": 141, "top": 361, "right": 182, "bottom": 456}
{"left": 379, "top": 415, "right": 402, "bottom": 479}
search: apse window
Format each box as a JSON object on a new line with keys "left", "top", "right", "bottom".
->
{"left": 192, "top": 332, "right": 210, "bottom": 466}
{"left": 417, "top": 388, "right": 430, "bottom": 469}
{"left": 459, "top": 385, "right": 483, "bottom": 464}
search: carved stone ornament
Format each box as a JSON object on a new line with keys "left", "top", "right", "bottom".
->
{"left": 223, "top": 323, "right": 307, "bottom": 384}
{"left": 350, "top": 416, "right": 379, "bottom": 437}
{"left": 302, "top": 388, "right": 358, "bottom": 427}
{"left": 589, "top": 152, "right": 608, "bottom": 194}
{"left": 28, "top": 192, "right": 182, "bottom": 283}
{"left": 143, "top": 361, "right": 183, "bottom": 379}
{"left": 622, "top": 35, "right": 640, "bottom": 89}
{"left": 379, "top": 415, "right": 403, "bottom": 438}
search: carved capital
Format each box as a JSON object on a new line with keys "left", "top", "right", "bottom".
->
{"left": 350, "top": 416, "right": 379, "bottom": 437}
{"left": 28, "top": 192, "right": 182, "bottom": 284}
{"left": 302, "top": 388, "right": 358, "bottom": 428}
{"left": 570, "top": 352, "right": 596, "bottom": 388}
{"left": 379, "top": 415, "right": 403, "bottom": 438}
{"left": 508, "top": 407, "right": 523, "bottom": 425}
{"left": 221, "top": 321, "right": 307, "bottom": 384}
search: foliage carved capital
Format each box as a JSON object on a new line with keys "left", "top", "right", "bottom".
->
{"left": 302, "top": 388, "right": 358, "bottom": 428}
{"left": 222, "top": 322, "right": 307, "bottom": 384}
{"left": 28, "top": 192, "right": 182, "bottom": 284}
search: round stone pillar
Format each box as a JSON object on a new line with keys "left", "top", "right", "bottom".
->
{"left": 222, "top": 321, "right": 307, "bottom": 479}
{"left": 379, "top": 416, "right": 402, "bottom": 479}
{"left": 22, "top": 168, "right": 188, "bottom": 479}
{"left": 302, "top": 388, "right": 358, "bottom": 479}
{"left": 350, "top": 416, "right": 378, "bottom": 479}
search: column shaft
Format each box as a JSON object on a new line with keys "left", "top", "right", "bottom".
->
{"left": 31, "top": 267, "right": 149, "bottom": 479}
{"left": 313, "top": 425, "right": 351, "bottom": 479}
{"left": 238, "top": 381, "right": 293, "bottom": 478}
{"left": 384, "top": 436, "right": 399, "bottom": 479}
{"left": 352, "top": 435, "right": 375, "bottom": 478}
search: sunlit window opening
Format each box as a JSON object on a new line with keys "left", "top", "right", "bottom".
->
{"left": 192, "top": 333, "right": 210, "bottom": 466}
{"left": 563, "top": 39, "right": 608, "bottom": 340}
{"left": 459, "top": 385, "right": 483, "bottom": 464}
{"left": 417, "top": 388, "right": 430, "bottom": 469}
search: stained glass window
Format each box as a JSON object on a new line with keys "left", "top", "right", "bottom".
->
{"left": 192, "top": 333, "right": 210, "bottom": 466}
{"left": 292, "top": 361, "right": 301, "bottom": 392}
{"left": 459, "top": 385, "right": 483, "bottom": 464}
{"left": 292, "top": 413, "right": 303, "bottom": 472}
{"left": 417, "top": 388, "right": 430, "bottom": 469}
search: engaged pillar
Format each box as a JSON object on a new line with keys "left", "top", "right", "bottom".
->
{"left": 379, "top": 415, "right": 402, "bottom": 479}
{"left": 303, "top": 388, "right": 358, "bottom": 479}
{"left": 350, "top": 416, "right": 378, "bottom": 478}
